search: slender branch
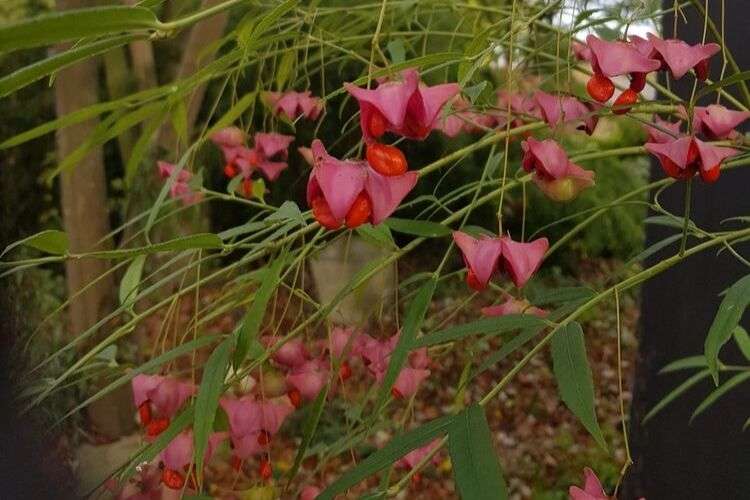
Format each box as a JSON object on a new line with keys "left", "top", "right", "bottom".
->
{"left": 156, "top": 0, "right": 244, "bottom": 32}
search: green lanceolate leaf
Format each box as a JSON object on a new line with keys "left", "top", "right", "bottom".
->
{"left": 387, "top": 39, "right": 406, "bottom": 64}
{"left": 275, "top": 50, "right": 296, "bottom": 90}
{"left": 0, "top": 100, "right": 118, "bottom": 150}
{"left": 695, "top": 70, "right": 750, "bottom": 100}
{"left": 238, "top": 0, "right": 298, "bottom": 48}
{"left": 1, "top": 229, "right": 69, "bottom": 257}
{"left": 732, "top": 326, "right": 750, "bottom": 361}
{"left": 48, "top": 101, "right": 164, "bottom": 181}
{"left": 193, "top": 337, "right": 234, "bottom": 485}
{"left": 415, "top": 314, "right": 545, "bottom": 348}
{"left": 448, "top": 405, "right": 508, "bottom": 500}
{"left": 626, "top": 233, "right": 682, "bottom": 266}
{"left": 691, "top": 371, "right": 750, "bottom": 422}
{"left": 317, "top": 414, "right": 454, "bottom": 500}
{"left": 458, "top": 28, "right": 490, "bottom": 84}
{"left": 0, "top": 6, "right": 159, "bottom": 53}
{"left": 643, "top": 369, "right": 711, "bottom": 424}
{"left": 659, "top": 355, "right": 707, "bottom": 374}
{"left": 171, "top": 99, "right": 189, "bottom": 145}
{"left": 704, "top": 274, "right": 750, "bottom": 384}
{"left": 356, "top": 223, "right": 395, "bottom": 249}
{"left": 84, "top": 233, "right": 223, "bottom": 259}
{"left": 119, "top": 255, "right": 147, "bottom": 307}
{"left": 125, "top": 109, "right": 167, "bottom": 186}
{"left": 384, "top": 217, "right": 451, "bottom": 238}
{"left": 234, "top": 257, "right": 285, "bottom": 367}
{"left": 550, "top": 322, "right": 607, "bottom": 450}
{"left": 206, "top": 92, "right": 256, "bottom": 136}
{"left": 528, "top": 286, "right": 595, "bottom": 306}
{"left": 265, "top": 201, "right": 305, "bottom": 227}
{"left": 0, "top": 34, "right": 140, "bottom": 97}
{"left": 371, "top": 277, "right": 436, "bottom": 417}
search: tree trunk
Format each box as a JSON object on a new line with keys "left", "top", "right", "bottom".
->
{"left": 55, "top": 0, "right": 133, "bottom": 439}
{"left": 55, "top": 0, "right": 114, "bottom": 338}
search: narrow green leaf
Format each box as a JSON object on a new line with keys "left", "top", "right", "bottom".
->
{"left": 252, "top": 177, "right": 266, "bottom": 201}
{"left": 218, "top": 221, "right": 266, "bottom": 241}
{"left": 691, "top": 371, "right": 750, "bottom": 422}
{"left": 415, "top": 314, "right": 544, "bottom": 348}
{"left": 384, "top": 217, "right": 451, "bottom": 238}
{"left": 387, "top": 39, "right": 406, "bottom": 64}
{"left": 458, "top": 29, "right": 490, "bottom": 83}
{"left": 125, "top": 108, "right": 166, "bottom": 186}
{"left": 233, "top": 257, "right": 285, "bottom": 367}
{"left": 528, "top": 286, "right": 595, "bottom": 306}
{"left": 85, "top": 233, "right": 223, "bottom": 259}
{"left": 659, "top": 355, "right": 707, "bottom": 374}
{"left": 0, "top": 7, "right": 159, "bottom": 53}
{"left": 696, "top": 70, "right": 750, "bottom": 100}
{"left": 193, "top": 337, "right": 234, "bottom": 484}
{"left": 238, "top": 0, "right": 297, "bottom": 48}
{"left": 448, "top": 405, "right": 508, "bottom": 500}
{"left": 644, "top": 215, "right": 696, "bottom": 231}
{"left": 317, "top": 415, "right": 454, "bottom": 500}
{"left": 732, "top": 326, "right": 750, "bottom": 361}
{"left": 643, "top": 369, "right": 711, "bottom": 424}
{"left": 574, "top": 8, "right": 598, "bottom": 25}
{"left": 207, "top": 92, "right": 256, "bottom": 136}
{"left": 119, "top": 255, "right": 146, "bottom": 307}
{"left": 463, "top": 81, "right": 488, "bottom": 104}
{"left": 171, "top": 99, "right": 189, "bottom": 145}
{"left": 2, "top": 229, "right": 68, "bottom": 257}
{"left": 356, "top": 223, "right": 395, "bottom": 249}
{"left": 265, "top": 201, "right": 305, "bottom": 227}
{"left": 550, "top": 322, "right": 607, "bottom": 450}
{"left": 626, "top": 233, "right": 682, "bottom": 265}
{"left": 704, "top": 274, "right": 750, "bottom": 384}
{"left": 371, "top": 278, "right": 436, "bottom": 417}
{"left": 275, "top": 50, "right": 296, "bottom": 90}
{"left": 0, "top": 100, "right": 116, "bottom": 150}
{"left": 47, "top": 101, "right": 164, "bottom": 181}
{"left": 0, "top": 35, "right": 139, "bottom": 97}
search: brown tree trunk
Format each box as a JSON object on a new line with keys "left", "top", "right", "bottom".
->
{"left": 55, "top": 0, "right": 114, "bottom": 339}
{"left": 55, "top": 0, "right": 133, "bottom": 438}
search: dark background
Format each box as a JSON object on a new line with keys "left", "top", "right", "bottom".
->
{"left": 625, "top": 2, "right": 750, "bottom": 499}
